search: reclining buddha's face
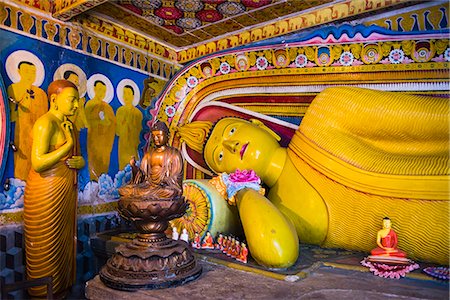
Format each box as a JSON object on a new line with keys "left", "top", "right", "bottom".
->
{"left": 204, "top": 118, "right": 281, "bottom": 175}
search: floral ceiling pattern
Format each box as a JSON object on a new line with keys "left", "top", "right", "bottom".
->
{"left": 119, "top": 0, "right": 279, "bottom": 35}
{"left": 112, "top": 0, "right": 338, "bottom": 42}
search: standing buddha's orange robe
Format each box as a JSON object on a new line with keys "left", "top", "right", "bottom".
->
{"left": 23, "top": 135, "right": 78, "bottom": 297}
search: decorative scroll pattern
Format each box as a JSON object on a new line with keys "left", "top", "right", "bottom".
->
{"left": 365, "top": 3, "right": 448, "bottom": 32}
{"left": 0, "top": 2, "right": 179, "bottom": 79}
{"left": 8, "top": 0, "right": 53, "bottom": 12}
{"left": 75, "top": 14, "right": 178, "bottom": 62}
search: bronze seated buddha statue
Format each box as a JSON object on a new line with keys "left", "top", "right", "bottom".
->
{"left": 118, "top": 121, "right": 183, "bottom": 201}
{"left": 99, "top": 121, "right": 201, "bottom": 291}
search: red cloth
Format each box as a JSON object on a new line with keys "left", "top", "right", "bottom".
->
{"left": 371, "top": 229, "right": 406, "bottom": 257}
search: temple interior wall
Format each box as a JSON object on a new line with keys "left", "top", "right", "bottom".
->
{"left": 0, "top": 1, "right": 448, "bottom": 295}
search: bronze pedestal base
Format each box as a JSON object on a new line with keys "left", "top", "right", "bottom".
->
{"left": 99, "top": 233, "right": 202, "bottom": 291}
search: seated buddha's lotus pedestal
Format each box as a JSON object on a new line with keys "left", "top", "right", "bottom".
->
{"left": 99, "top": 194, "right": 202, "bottom": 290}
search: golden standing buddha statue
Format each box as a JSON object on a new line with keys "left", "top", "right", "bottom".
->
{"left": 23, "top": 80, "right": 84, "bottom": 297}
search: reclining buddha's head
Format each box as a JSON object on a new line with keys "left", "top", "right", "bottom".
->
{"left": 177, "top": 117, "right": 281, "bottom": 175}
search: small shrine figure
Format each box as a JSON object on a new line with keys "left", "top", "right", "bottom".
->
{"left": 370, "top": 217, "right": 406, "bottom": 258}
{"left": 225, "top": 236, "right": 233, "bottom": 254}
{"left": 192, "top": 232, "right": 201, "bottom": 249}
{"left": 237, "top": 243, "right": 248, "bottom": 263}
{"left": 201, "top": 231, "right": 215, "bottom": 249}
{"left": 227, "top": 238, "right": 235, "bottom": 257}
{"left": 118, "top": 121, "right": 183, "bottom": 200}
{"left": 180, "top": 228, "right": 189, "bottom": 243}
{"left": 221, "top": 236, "right": 228, "bottom": 252}
{"left": 172, "top": 227, "right": 179, "bottom": 240}
{"left": 233, "top": 241, "right": 241, "bottom": 259}
{"left": 361, "top": 217, "right": 419, "bottom": 279}
{"left": 215, "top": 233, "right": 224, "bottom": 250}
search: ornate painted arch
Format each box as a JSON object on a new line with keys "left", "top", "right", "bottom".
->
{"left": 144, "top": 24, "right": 450, "bottom": 179}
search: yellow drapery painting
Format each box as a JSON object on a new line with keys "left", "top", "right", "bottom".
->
{"left": 116, "top": 84, "right": 142, "bottom": 169}
{"left": 85, "top": 79, "right": 116, "bottom": 180}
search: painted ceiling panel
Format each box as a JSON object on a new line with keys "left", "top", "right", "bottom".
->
{"left": 44, "top": 0, "right": 431, "bottom": 63}
{"left": 89, "top": 0, "right": 334, "bottom": 47}
{"left": 115, "top": 0, "right": 288, "bottom": 36}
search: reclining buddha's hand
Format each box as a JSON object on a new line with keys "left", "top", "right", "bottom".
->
{"left": 236, "top": 188, "right": 299, "bottom": 268}
{"left": 209, "top": 169, "right": 299, "bottom": 268}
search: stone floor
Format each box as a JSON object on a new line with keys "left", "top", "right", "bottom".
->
{"left": 84, "top": 256, "right": 449, "bottom": 300}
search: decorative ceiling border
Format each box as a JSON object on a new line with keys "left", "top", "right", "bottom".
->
{"left": 34, "top": 0, "right": 414, "bottom": 64}
{"left": 74, "top": 13, "right": 179, "bottom": 61}
{"left": 6, "top": 0, "right": 444, "bottom": 67}
{"left": 145, "top": 24, "right": 449, "bottom": 135}
{"left": 53, "top": 0, "right": 108, "bottom": 21}
{"left": 0, "top": 1, "right": 180, "bottom": 80}
{"left": 175, "top": 0, "right": 409, "bottom": 63}
{"left": 363, "top": 2, "right": 448, "bottom": 31}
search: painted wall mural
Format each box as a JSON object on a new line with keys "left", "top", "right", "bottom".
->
{"left": 0, "top": 28, "right": 154, "bottom": 223}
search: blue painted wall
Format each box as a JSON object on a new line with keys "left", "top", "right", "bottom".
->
{"left": 0, "top": 28, "right": 149, "bottom": 205}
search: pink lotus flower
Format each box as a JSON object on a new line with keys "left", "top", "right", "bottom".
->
{"left": 229, "top": 169, "right": 260, "bottom": 183}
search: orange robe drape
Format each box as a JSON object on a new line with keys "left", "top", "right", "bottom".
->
{"left": 24, "top": 142, "right": 78, "bottom": 297}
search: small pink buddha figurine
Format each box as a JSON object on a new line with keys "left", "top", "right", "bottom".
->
{"left": 201, "top": 231, "right": 215, "bottom": 249}
{"left": 371, "top": 217, "right": 406, "bottom": 257}
{"left": 227, "top": 238, "right": 235, "bottom": 257}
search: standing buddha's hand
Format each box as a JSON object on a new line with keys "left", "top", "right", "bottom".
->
{"left": 66, "top": 156, "right": 85, "bottom": 169}
{"left": 61, "top": 121, "right": 74, "bottom": 148}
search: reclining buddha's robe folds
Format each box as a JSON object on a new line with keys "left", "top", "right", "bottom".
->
{"left": 288, "top": 87, "right": 449, "bottom": 264}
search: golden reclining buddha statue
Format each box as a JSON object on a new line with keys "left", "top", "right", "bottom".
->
{"left": 177, "top": 87, "right": 449, "bottom": 268}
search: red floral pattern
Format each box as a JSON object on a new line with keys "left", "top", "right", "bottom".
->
{"left": 196, "top": 9, "right": 223, "bottom": 22}
{"left": 119, "top": 0, "right": 276, "bottom": 35}
{"left": 154, "top": 7, "right": 183, "bottom": 20}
